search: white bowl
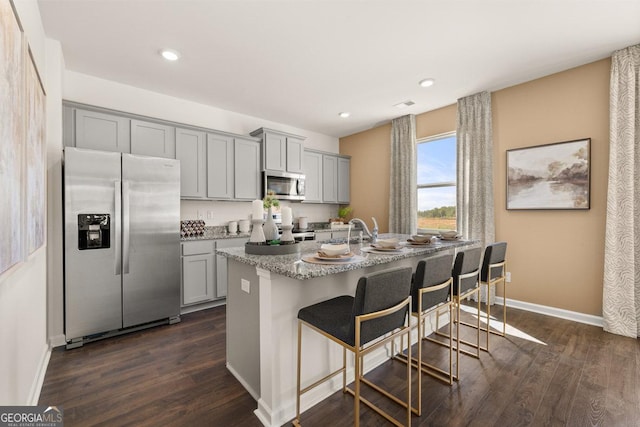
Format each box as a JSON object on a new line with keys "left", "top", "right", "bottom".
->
{"left": 376, "top": 238, "right": 400, "bottom": 248}
{"left": 440, "top": 230, "right": 459, "bottom": 238}
{"left": 411, "top": 234, "right": 434, "bottom": 243}
{"left": 320, "top": 243, "right": 349, "bottom": 256}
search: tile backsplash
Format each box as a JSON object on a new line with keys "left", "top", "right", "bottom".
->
{"left": 180, "top": 200, "right": 337, "bottom": 227}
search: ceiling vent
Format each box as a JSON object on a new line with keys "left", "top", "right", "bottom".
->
{"left": 394, "top": 100, "right": 415, "bottom": 108}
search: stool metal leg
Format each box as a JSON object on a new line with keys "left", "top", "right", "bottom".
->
{"left": 294, "top": 320, "right": 302, "bottom": 426}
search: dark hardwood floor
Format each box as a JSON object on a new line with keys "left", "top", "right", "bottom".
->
{"left": 39, "top": 304, "right": 640, "bottom": 426}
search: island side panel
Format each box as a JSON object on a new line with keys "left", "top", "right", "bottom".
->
{"left": 226, "top": 259, "right": 261, "bottom": 399}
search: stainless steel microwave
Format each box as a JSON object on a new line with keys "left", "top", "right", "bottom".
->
{"left": 263, "top": 171, "right": 305, "bottom": 201}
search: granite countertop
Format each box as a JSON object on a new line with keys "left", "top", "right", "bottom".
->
{"left": 216, "top": 233, "right": 478, "bottom": 280}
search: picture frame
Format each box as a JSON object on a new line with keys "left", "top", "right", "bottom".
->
{"left": 506, "top": 138, "right": 591, "bottom": 210}
{"left": 25, "top": 45, "right": 47, "bottom": 254}
{"left": 0, "top": 0, "right": 25, "bottom": 275}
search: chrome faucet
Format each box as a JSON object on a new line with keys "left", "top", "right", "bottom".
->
{"left": 349, "top": 217, "right": 378, "bottom": 243}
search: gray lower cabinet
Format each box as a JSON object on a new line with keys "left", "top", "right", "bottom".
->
{"left": 176, "top": 128, "right": 207, "bottom": 198}
{"left": 207, "top": 133, "right": 235, "bottom": 199}
{"left": 303, "top": 150, "right": 323, "bottom": 203}
{"left": 181, "top": 238, "right": 249, "bottom": 307}
{"left": 131, "top": 119, "right": 176, "bottom": 159}
{"left": 181, "top": 241, "right": 216, "bottom": 305}
{"left": 234, "top": 137, "right": 261, "bottom": 200}
{"left": 74, "top": 108, "right": 131, "bottom": 153}
{"left": 338, "top": 156, "right": 350, "bottom": 203}
{"left": 215, "top": 238, "right": 249, "bottom": 298}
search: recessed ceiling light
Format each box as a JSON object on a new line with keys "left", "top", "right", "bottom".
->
{"left": 394, "top": 100, "right": 415, "bottom": 109}
{"left": 338, "top": 112, "right": 350, "bottom": 118}
{"left": 160, "top": 49, "right": 181, "bottom": 61}
{"left": 419, "top": 78, "right": 435, "bottom": 87}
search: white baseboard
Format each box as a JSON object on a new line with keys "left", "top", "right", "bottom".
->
{"left": 180, "top": 299, "right": 226, "bottom": 315}
{"left": 30, "top": 343, "right": 51, "bottom": 405}
{"left": 227, "top": 362, "right": 260, "bottom": 401}
{"left": 49, "top": 333, "right": 66, "bottom": 349}
{"left": 495, "top": 296, "right": 603, "bottom": 327}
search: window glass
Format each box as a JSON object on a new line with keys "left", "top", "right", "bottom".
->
{"left": 417, "top": 133, "right": 456, "bottom": 230}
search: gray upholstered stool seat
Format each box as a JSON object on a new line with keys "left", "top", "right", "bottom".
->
{"left": 297, "top": 295, "right": 354, "bottom": 345}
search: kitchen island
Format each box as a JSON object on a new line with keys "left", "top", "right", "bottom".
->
{"left": 216, "top": 235, "right": 478, "bottom": 427}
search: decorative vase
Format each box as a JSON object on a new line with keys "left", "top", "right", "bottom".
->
{"left": 263, "top": 206, "right": 279, "bottom": 241}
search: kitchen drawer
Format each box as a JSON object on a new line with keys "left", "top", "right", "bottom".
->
{"left": 182, "top": 240, "right": 214, "bottom": 256}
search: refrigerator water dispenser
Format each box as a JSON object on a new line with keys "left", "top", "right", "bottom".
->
{"left": 78, "top": 214, "right": 110, "bottom": 250}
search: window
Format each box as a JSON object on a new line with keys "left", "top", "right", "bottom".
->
{"left": 417, "top": 132, "right": 456, "bottom": 231}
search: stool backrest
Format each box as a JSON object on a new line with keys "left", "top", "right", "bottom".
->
{"left": 412, "top": 253, "right": 454, "bottom": 312}
{"left": 452, "top": 247, "right": 482, "bottom": 295}
{"left": 351, "top": 266, "right": 413, "bottom": 345}
{"left": 481, "top": 242, "right": 507, "bottom": 282}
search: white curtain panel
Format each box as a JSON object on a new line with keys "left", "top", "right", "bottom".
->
{"left": 456, "top": 91, "right": 495, "bottom": 248}
{"left": 389, "top": 114, "right": 417, "bottom": 234}
{"left": 603, "top": 44, "right": 640, "bottom": 338}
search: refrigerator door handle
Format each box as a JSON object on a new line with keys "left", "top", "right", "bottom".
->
{"left": 114, "top": 180, "right": 122, "bottom": 275}
{"left": 123, "top": 180, "right": 130, "bottom": 274}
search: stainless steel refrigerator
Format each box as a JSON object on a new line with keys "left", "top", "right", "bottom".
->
{"left": 64, "top": 147, "right": 181, "bottom": 348}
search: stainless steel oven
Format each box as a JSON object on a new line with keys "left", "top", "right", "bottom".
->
{"left": 263, "top": 171, "right": 305, "bottom": 201}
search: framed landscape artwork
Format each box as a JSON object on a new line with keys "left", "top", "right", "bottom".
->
{"left": 26, "top": 47, "right": 46, "bottom": 254}
{"left": 0, "top": 0, "right": 24, "bottom": 274}
{"left": 506, "top": 138, "right": 591, "bottom": 210}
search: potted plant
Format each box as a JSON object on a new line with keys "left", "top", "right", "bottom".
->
{"left": 263, "top": 190, "right": 280, "bottom": 210}
{"left": 330, "top": 205, "right": 352, "bottom": 224}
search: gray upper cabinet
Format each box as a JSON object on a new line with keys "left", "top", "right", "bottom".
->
{"left": 337, "top": 156, "right": 351, "bottom": 204}
{"left": 250, "top": 128, "right": 306, "bottom": 174}
{"left": 131, "top": 119, "right": 176, "bottom": 159}
{"left": 306, "top": 150, "right": 350, "bottom": 204}
{"left": 303, "top": 150, "right": 323, "bottom": 203}
{"left": 286, "top": 137, "right": 304, "bottom": 173}
{"left": 64, "top": 102, "right": 262, "bottom": 202}
{"left": 322, "top": 154, "right": 338, "bottom": 203}
{"left": 264, "top": 133, "right": 287, "bottom": 171}
{"left": 234, "top": 137, "right": 261, "bottom": 200}
{"left": 74, "top": 108, "right": 131, "bottom": 153}
{"left": 176, "top": 128, "right": 206, "bottom": 198}
{"left": 207, "top": 133, "right": 235, "bottom": 199}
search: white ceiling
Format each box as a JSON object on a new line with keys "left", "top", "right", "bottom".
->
{"left": 37, "top": 0, "right": 640, "bottom": 138}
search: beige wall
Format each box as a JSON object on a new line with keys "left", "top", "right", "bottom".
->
{"left": 340, "top": 58, "right": 610, "bottom": 316}
{"left": 340, "top": 123, "right": 392, "bottom": 232}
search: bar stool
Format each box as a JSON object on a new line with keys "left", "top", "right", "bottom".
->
{"left": 293, "top": 266, "right": 414, "bottom": 427}
{"left": 394, "top": 253, "right": 454, "bottom": 416}
{"left": 457, "top": 242, "right": 508, "bottom": 351}
{"left": 446, "top": 247, "right": 483, "bottom": 369}
{"left": 480, "top": 242, "right": 508, "bottom": 344}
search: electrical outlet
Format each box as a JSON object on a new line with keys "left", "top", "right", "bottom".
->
{"left": 241, "top": 279, "right": 250, "bottom": 294}
{"left": 197, "top": 210, "right": 204, "bottom": 220}
{"left": 506, "top": 272, "right": 512, "bottom": 283}
{"left": 207, "top": 211, "right": 213, "bottom": 220}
